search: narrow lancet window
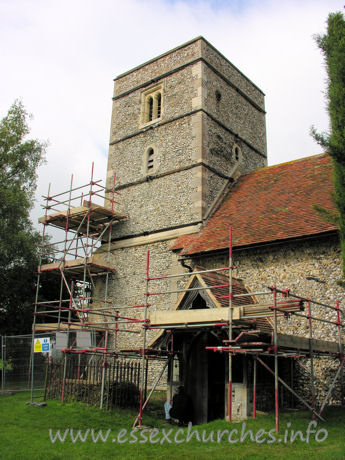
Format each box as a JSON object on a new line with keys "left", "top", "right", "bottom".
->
{"left": 141, "top": 87, "right": 163, "bottom": 125}
{"left": 156, "top": 93, "right": 161, "bottom": 118}
{"left": 147, "top": 148, "right": 154, "bottom": 172}
{"left": 148, "top": 97, "right": 153, "bottom": 122}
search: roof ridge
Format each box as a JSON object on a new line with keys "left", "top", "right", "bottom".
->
{"left": 172, "top": 152, "right": 336, "bottom": 255}
{"left": 240, "top": 152, "right": 329, "bottom": 179}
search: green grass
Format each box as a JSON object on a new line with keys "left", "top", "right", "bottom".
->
{"left": 0, "top": 392, "right": 344, "bottom": 459}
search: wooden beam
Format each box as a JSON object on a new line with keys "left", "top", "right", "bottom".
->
{"left": 39, "top": 256, "right": 115, "bottom": 274}
{"left": 277, "top": 333, "right": 342, "bottom": 354}
{"left": 149, "top": 307, "right": 240, "bottom": 326}
{"left": 39, "top": 203, "right": 124, "bottom": 226}
{"left": 35, "top": 323, "right": 86, "bottom": 331}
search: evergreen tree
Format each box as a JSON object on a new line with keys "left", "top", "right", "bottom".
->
{"left": 312, "top": 12, "right": 345, "bottom": 278}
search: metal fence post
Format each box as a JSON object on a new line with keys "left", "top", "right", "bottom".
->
{"left": 1, "top": 335, "right": 4, "bottom": 392}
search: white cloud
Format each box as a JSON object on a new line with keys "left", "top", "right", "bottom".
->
{"left": 0, "top": 0, "right": 343, "bottom": 231}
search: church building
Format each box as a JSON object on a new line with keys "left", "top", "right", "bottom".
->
{"left": 97, "top": 37, "right": 343, "bottom": 424}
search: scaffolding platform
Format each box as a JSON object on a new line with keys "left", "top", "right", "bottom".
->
{"left": 39, "top": 256, "right": 115, "bottom": 276}
{"left": 38, "top": 200, "right": 125, "bottom": 238}
{"left": 149, "top": 300, "right": 304, "bottom": 328}
{"left": 34, "top": 323, "right": 106, "bottom": 332}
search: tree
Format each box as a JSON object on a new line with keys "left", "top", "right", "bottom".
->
{"left": 0, "top": 100, "right": 46, "bottom": 334}
{"left": 312, "top": 11, "right": 345, "bottom": 278}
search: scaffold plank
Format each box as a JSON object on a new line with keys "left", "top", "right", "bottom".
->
{"left": 38, "top": 201, "right": 125, "bottom": 234}
{"left": 276, "top": 333, "right": 342, "bottom": 353}
{"left": 39, "top": 256, "right": 115, "bottom": 275}
{"left": 149, "top": 307, "right": 241, "bottom": 326}
{"left": 35, "top": 322, "right": 109, "bottom": 332}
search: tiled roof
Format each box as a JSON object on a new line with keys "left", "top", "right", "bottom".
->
{"left": 195, "top": 268, "right": 255, "bottom": 308}
{"left": 172, "top": 154, "right": 337, "bottom": 255}
{"left": 195, "top": 267, "right": 272, "bottom": 332}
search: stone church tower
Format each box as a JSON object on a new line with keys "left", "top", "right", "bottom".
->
{"left": 103, "top": 37, "right": 267, "bottom": 351}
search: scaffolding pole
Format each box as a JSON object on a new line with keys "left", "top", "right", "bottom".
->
{"left": 318, "top": 357, "right": 345, "bottom": 416}
{"left": 228, "top": 227, "right": 233, "bottom": 422}
{"left": 256, "top": 357, "right": 324, "bottom": 421}
{"left": 253, "top": 356, "right": 256, "bottom": 419}
{"left": 271, "top": 286, "right": 279, "bottom": 433}
{"left": 336, "top": 300, "right": 344, "bottom": 405}
{"left": 307, "top": 299, "right": 315, "bottom": 412}
{"left": 138, "top": 251, "right": 150, "bottom": 427}
{"left": 32, "top": 165, "right": 136, "bottom": 409}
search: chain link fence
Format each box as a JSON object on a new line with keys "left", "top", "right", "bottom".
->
{"left": 0, "top": 333, "right": 55, "bottom": 393}
{"left": 1, "top": 333, "right": 142, "bottom": 410}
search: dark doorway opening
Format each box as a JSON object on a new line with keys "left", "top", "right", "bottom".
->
{"left": 183, "top": 330, "right": 225, "bottom": 424}
{"left": 207, "top": 332, "right": 225, "bottom": 421}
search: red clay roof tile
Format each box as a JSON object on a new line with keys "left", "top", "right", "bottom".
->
{"left": 172, "top": 154, "right": 337, "bottom": 255}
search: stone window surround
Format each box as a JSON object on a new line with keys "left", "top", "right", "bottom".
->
{"left": 140, "top": 84, "right": 163, "bottom": 127}
{"left": 232, "top": 143, "right": 242, "bottom": 162}
{"left": 142, "top": 144, "right": 159, "bottom": 176}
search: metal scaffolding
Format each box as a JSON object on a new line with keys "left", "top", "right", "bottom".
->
{"left": 134, "top": 227, "right": 344, "bottom": 431}
{"left": 31, "top": 164, "right": 128, "bottom": 403}
{"left": 31, "top": 165, "right": 173, "bottom": 411}
{"left": 31, "top": 177, "right": 344, "bottom": 432}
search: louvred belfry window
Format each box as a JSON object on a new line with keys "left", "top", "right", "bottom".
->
{"left": 141, "top": 86, "right": 163, "bottom": 124}
{"left": 147, "top": 148, "right": 154, "bottom": 172}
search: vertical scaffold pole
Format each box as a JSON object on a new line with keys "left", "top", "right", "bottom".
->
{"left": 83, "top": 166, "right": 93, "bottom": 318}
{"left": 1, "top": 335, "right": 4, "bottom": 392}
{"left": 336, "top": 300, "right": 344, "bottom": 405}
{"left": 99, "top": 172, "right": 114, "bottom": 409}
{"left": 272, "top": 286, "right": 279, "bottom": 433}
{"left": 61, "top": 175, "right": 73, "bottom": 403}
{"left": 112, "top": 173, "right": 117, "bottom": 351}
{"left": 30, "top": 183, "right": 50, "bottom": 402}
{"left": 290, "top": 358, "right": 294, "bottom": 408}
{"left": 253, "top": 356, "right": 257, "bottom": 419}
{"left": 62, "top": 280, "right": 73, "bottom": 403}
{"left": 307, "top": 299, "right": 315, "bottom": 413}
{"left": 100, "top": 331, "right": 109, "bottom": 409}
{"left": 139, "top": 250, "right": 150, "bottom": 427}
{"left": 228, "top": 227, "right": 233, "bottom": 421}
{"left": 114, "top": 311, "right": 119, "bottom": 352}
{"left": 319, "top": 357, "right": 345, "bottom": 416}
{"left": 169, "top": 333, "right": 174, "bottom": 403}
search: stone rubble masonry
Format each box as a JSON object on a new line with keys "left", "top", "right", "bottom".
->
{"left": 106, "top": 36, "right": 267, "bottom": 242}
{"left": 102, "top": 36, "right": 268, "bottom": 360}
{"left": 191, "top": 235, "right": 344, "bottom": 343}
{"left": 97, "top": 38, "right": 343, "bottom": 400}
{"left": 94, "top": 240, "right": 181, "bottom": 353}
{"left": 190, "top": 235, "right": 344, "bottom": 404}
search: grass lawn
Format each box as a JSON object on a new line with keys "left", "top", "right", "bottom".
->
{"left": 0, "top": 391, "right": 344, "bottom": 459}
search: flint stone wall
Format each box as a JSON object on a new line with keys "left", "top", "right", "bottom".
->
{"left": 191, "top": 234, "right": 344, "bottom": 405}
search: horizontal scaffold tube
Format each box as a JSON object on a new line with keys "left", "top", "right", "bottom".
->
{"left": 146, "top": 283, "right": 229, "bottom": 296}
{"left": 147, "top": 266, "right": 232, "bottom": 280}
{"left": 271, "top": 287, "right": 344, "bottom": 314}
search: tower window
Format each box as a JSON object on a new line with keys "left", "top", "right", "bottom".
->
{"left": 232, "top": 144, "right": 242, "bottom": 162}
{"left": 141, "top": 85, "right": 163, "bottom": 125}
{"left": 142, "top": 146, "right": 158, "bottom": 176}
{"left": 147, "top": 148, "right": 154, "bottom": 172}
{"left": 148, "top": 97, "right": 153, "bottom": 121}
{"left": 156, "top": 93, "right": 161, "bottom": 118}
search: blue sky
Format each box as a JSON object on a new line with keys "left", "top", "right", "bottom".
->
{"left": 0, "top": 0, "right": 343, "bottom": 227}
